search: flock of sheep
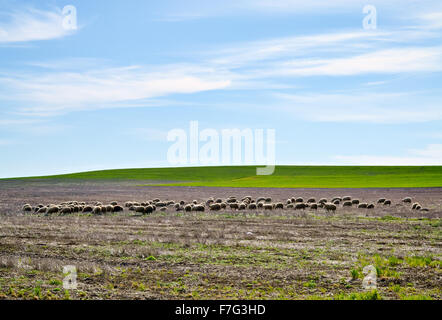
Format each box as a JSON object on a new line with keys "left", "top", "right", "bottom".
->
{"left": 21, "top": 195, "right": 430, "bottom": 216}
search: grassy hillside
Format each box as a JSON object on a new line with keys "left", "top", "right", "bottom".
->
{"left": 7, "top": 166, "right": 442, "bottom": 188}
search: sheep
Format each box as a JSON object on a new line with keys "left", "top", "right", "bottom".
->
{"left": 318, "top": 198, "right": 327, "bottom": 204}
{"left": 420, "top": 208, "right": 430, "bottom": 212}
{"left": 367, "top": 204, "right": 375, "bottom": 209}
{"left": 229, "top": 203, "right": 239, "bottom": 210}
{"left": 343, "top": 201, "right": 352, "bottom": 207}
{"left": 145, "top": 205, "right": 154, "bottom": 214}
{"left": 342, "top": 196, "right": 351, "bottom": 201}
{"left": 193, "top": 205, "right": 205, "bottom": 212}
{"left": 286, "top": 199, "right": 292, "bottom": 204}
{"left": 309, "top": 203, "right": 318, "bottom": 210}
{"left": 47, "top": 206, "right": 59, "bottom": 214}
{"left": 180, "top": 200, "right": 186, "bottom": 205}
{"left": 402, "top": 197, "right": 412, "bottom": 203}
{"left": 128, "top": 206, "right": 135, "bottom": 211}
{"left": 113, "top": 205, "right": 124, "bottom": 212}
{"left": 256, "top": 197, "right": 266, "bottom": 203}
{"left": 206, "top": 199, "right": 214, "bottom": 206}
{"left": 333, "top": 200, "right": 340, "bottom": 205}
{"left": 286, "top": 204, "right": 294, "bottom": 209}
{"left": 101, "top": 206, "right": 107, "bottom": 214}
{"left": 307, "top": 198, "right": 315, "bottom": 203}
{"left": 265, "top": 197, "right": 272, "bottom": 203}
{"left": 227, "top": 198, "right": 237, "bottom": 203}
{"left": 37, "top": 207, "right": 47, "bottom": 214}
{"left": 351, "top": 199, "right": 360, "bottom": 205}
{"left": 155, "top": 202, "right": 167, "bottom": 207}
{"left": 358, "top": 203, "right": 368, "bottom": 209}
{"left": 263, "top": 204, "right": 273, "bottom": 210}
{"left": 239, "top": 203, "right": 247, "bottom": 210}
{"left": 248, "top": 203, "right": 257, "bottom": 210}
{"left": 220, "top": 202, "right": 227, "bottom": 209}
{"left": 110, "top": 201, "right": 118, "bottom": 206}
{"left": 159, "top": 207, "right": 167, "bottom": 212}
{"left": 60, "top": 207, "right": 72, "bottom": 215}
{"left": 22, "top": 204, "right": 33, "bottom": 212}
{"left": 332, "top": 197, "right": 342, "bottom": 202}
{"left": 124, "top": 202, "right": 133, "bottom": 208}
{"left": 275, "top": 202, "right": 284, "bottom": 209}
{"left": 153, "top": 198, "right": 160, "bottom": 203}
{"left": 377, "top": 198, "right": 386, "bottom": 204}
{"left": 294, "top": 203, "right": 306, "bottom": 210}
{"left": 132, "top": 206, "right": 144, "bottom": 214}
{"left": 324, "top": 203, "right": 337, "bottom": 212}
{"left": 106, "top": 205, "right": 114, "bottom": 212}
{"left": 295, "top": 197, "right": 304, "bottom": 203}
{"left": 411, "top": 203, "right": 420, "bottom": 210}
{"left": 257, "top": 202, "right": 264, "bottom": 209}
{"left": 209, "top": 203, "right": 221, "bottom": 211}
{"left": 383, "top": 200, "right": 392, "bottom": 206}
{"left": 184, "top": 204, "right": 193, "bottom": 212}
{"left": 415, "top": 205, "right": 422, "bottom": 210}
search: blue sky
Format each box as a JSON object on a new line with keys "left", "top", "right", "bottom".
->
{"left": 1, "top": 0, "right": 442, "bottom": 178}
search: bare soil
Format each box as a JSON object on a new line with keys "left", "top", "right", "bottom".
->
{"left": 0, "top": 180, "right": 440, "bottom": 300}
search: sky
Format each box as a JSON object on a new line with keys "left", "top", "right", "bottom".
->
{"left": 0, "top": 0, "right": 442, "bottom": 178}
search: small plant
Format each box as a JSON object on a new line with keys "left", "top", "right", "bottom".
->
{"left": 49, "top": 279, "right": 62, "bottom": 286}
{"left": 303, "top": 280, "right": 316, "bottom": 289}
{"left": 33, "top": 286, "right": 42, "bottom": 299}
{"left": 145, "top": 255, "right": 157, "bottom": 261}
{"left": 132, "top": 281, "right": 146, "bottom": 291}
{"left": 350, "top": 269, "right": 359, "bottom": 280}
{"left": 335, "top": 290, "right": 382, "bottom": 300}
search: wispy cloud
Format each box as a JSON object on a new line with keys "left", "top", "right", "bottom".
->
{"left": 126, "top": 128, "right": 168, "bottom": 142}
{"left": 0, "top": 7, "right": 75, "bottom": 43}
{"left": 0, "top": 139, "right": 14, "bottom": 146}
{"left": 276, "top": 92, "right": 442, "bottom": 124}
{"left": 0, "top": 65, "right": 231, "bottom": 115}
{"left": 334, "top": 144, "right": 442, "bottom": 165}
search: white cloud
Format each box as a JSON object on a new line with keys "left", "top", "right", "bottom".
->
{"left": 417, "top": 11, "right": 442, "bottom": 29}
{"left": 0, "top": 7, "right": 75, "bottom": 43}
{"left": 0, "top": 66, "right": 231, "bottom": 115}
{"left": 0, "top": 118, "right": 41, "bottom": 126}
{"left": 127, "top": 128, "right": 168, "bottom": 142}
{"left": 334, "top": 144, "right": 442, "bottom": 165}
{"left": 0, "top": 139, "right": 13, "bottom": 146}
{"left": 276, "top": 92, "right": 442, "bottom": 124}
{"left": 270, "top": 47, "right": 442, "bottom": 76}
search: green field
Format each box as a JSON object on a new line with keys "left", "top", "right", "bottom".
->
{"left": 7, "top": 166, "right": 442, "bottom": 188}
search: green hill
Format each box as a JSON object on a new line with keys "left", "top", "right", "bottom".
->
{"left": 6, "top": 166, "right": 442, "bottom": 188}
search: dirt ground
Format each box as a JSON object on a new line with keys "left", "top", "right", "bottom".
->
{"left": 0, "top": 180, "right": 440, "bottom": 300}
